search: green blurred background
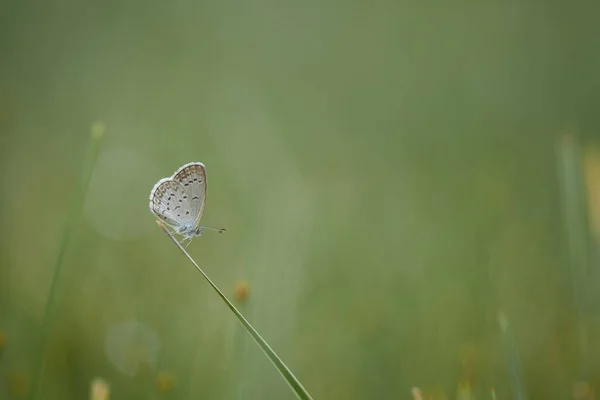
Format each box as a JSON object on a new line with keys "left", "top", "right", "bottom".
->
{"left": 1, "top": 1, "right": 600, "bottom": 399}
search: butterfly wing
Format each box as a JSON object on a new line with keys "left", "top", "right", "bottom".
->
{"left": 172, "top": 162, "right": 207, "bottom": 227}
{"left": 149, "top": 178, "right": 197, "bottom": 232}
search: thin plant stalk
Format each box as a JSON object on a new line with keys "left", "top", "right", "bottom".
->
{"left": 497, "top": 311, "right": 527, "bottom": 400}
{"left": 556, "top": 134, "right": 591, "bottom": 376}
{"left": 156, "top": 220, "right": 315, "bottom": 400}
{"left": 28, "top": 122, "right": 105, "bottom": 400}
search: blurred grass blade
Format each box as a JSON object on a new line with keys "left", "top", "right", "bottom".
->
{"left": 29, "top": 122, "right": 105, "bottom": 400}
{"left": 156, "top": 220, "right": 315, "bottom": 400}
{"left": 555, "top": 134, "right": 591, "bottom": 375}
{"left": 497, "top": 311, "right": 527, "bottom": 400}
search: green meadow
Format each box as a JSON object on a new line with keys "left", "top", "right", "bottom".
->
{"left": 1, "top": 1, "right": 600, "bottom": 399}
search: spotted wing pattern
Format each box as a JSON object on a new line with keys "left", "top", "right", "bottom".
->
{"left": 171, "top": 162, "right": 207, "bottom": 227}
{"left": 149, "top": 178, "right": 197, "bottom": 233}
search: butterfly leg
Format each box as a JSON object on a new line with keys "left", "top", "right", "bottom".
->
{"left": 180, "top": 237, "right": 193, "bottom": 249}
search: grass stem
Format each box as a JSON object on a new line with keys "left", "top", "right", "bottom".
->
{"left": 156, "top": 220, "right": 314, "bottom": 400}
{"left": 28, "top": 122, "right": 105, "bottom": 400}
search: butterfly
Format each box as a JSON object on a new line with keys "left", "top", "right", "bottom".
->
{"left": 149, "top": 162, "right": 226, "bottom": 246}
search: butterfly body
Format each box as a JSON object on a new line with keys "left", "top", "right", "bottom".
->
{"left": 149, "top": 162, "right": 226, "bottom": 245}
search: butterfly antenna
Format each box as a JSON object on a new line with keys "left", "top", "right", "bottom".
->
{"left": 202, "top": 226, "right": 227, "bottom": 233}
